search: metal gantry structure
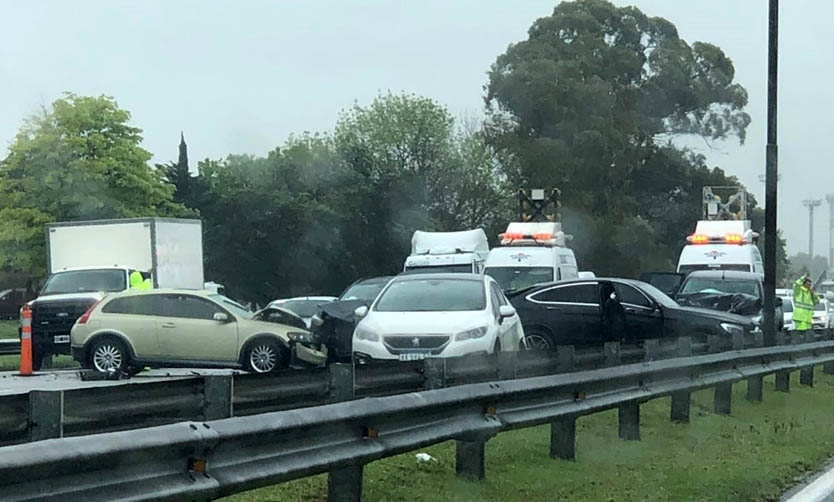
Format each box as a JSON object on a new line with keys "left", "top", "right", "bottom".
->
{"left": 827, "top": 194, "right": 834, "bottom": 269}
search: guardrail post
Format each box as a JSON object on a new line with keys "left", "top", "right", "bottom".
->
{"left": 497, "top": 350, "right": 518, "bottom": 380}
{"left": 643, "top": 339, "right": 660, "bottom": 361}
{"left": 557, "top": 345, "right": 575, "bottom": 372}
{"left": 618, "top": 402, "right": 640, "bottom": 441}
{"left": 604, "top": 342, "right": 620, "bottom": 367}
{"left": 550, "top": 415, "right": 576, "bottom": 461}
{"left": 670, "top": 337, "right": 691, "bottom": 423}
{"left": 203, "top": 375, "right": 233, "bottom": 420}
{"left": 746, "top": 332, "right": 764, "bottom": 402}
{"left": 775, "top": 367, "right": 790, "bottom": 393}
{"left": 800, "top": 341, "right": 814, "bottom": 386}
{"left": 456, "top": 440, "right": 486, "bottom": 481}
{"left": 29, "top": 390, "right": 63, "bottom": 441}
{"left": 327, "top": 363, "right": 361, "bottom": 502}
{"left": 714, "top": 383, "right": 732, "bottom": 415}
{"left": 424, "top": 358, "right": 446, "bottom": 390}
{"left": 550, "top": 348, "right": 576, "bottom": 460}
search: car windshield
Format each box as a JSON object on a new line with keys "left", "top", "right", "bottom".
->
{"left": 485, "top": 267, "right": 553, "bottom": 292}
{"left": 339, "top": 281, "right": 389, "bottom": 302}
{"left": 815, "top": 302, "right": 827, "bottom": 312}
{"left": 636, "top": 282, "right": 680, "bottom": 309}
{"left": 781, "top": 298, "right": 793, "bottom": 313}
{"left": 209, "top": 294, "right": 252, "bottom": 319}
{"left": 679, "top": 278, "right": 760, "bottom": 297}
{"left": 375, "top": 278, "right": 486, "bottom": 312}
{"left": 276, "top": 299, "right": 323, "bottom": 318}
{"left": 40, "top": 269, "right": 126, "bottom": 295}
{"left": 678, "top": 264, "right": 752, "bottom": 274}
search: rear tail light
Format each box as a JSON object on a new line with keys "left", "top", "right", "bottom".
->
{"left": 76, "top": 301, "right": 101, "bottom": 325}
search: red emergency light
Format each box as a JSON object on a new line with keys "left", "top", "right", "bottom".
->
{"left": 500, "top": 232, "right": 553, "bottom": 241}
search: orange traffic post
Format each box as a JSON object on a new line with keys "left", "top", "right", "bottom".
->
{"left": 18, "top": 305, "right": 33, "bottom": 376}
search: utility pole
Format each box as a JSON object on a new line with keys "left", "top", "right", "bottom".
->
{"left": 802, "top": 199, "right": 822, "bottom": 257}
{"left": 762, "top": 0, "right": 779, "bottom": 346}
{"left": 827, "top": 194, "right": 834, "bottom": 270}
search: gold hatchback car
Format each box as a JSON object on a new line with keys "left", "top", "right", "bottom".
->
{"left": 70, "top": 288, "right": 326, "bottom": 373}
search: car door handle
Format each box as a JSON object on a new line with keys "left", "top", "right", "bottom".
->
{"left": 546, "top": 306, "right": 561, "bottom": 310}
{"left": 625, "top": 308, "right": 636, "bottom": 314}
{"left": 161, "top": 322, "right": 176, "bottom": 328}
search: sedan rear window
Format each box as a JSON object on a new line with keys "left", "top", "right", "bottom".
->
{"left": 375, "top": 279, "right": 486, "bottom": 312}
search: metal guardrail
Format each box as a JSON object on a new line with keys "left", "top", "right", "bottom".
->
{"left": 0, "top": 338, "right": 20, "bottom": 355}
{"left": 1, "top": 338, "right": 833, "bottom": 501}
{"left": 0, "top": 330, "right": 827, "bottom": 446}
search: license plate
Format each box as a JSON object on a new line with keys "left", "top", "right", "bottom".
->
{"left": 53, "top": 335, "right": 70, "bottom": 344}
{"left": 399, "top": 352, "right": 430, "bottom": 361}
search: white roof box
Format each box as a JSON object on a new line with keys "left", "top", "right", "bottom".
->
{"left": 411, "top": 229, "right": 489, "bottom": 255}
{"left": 500, "top": 222, "right": 570, "bottom": 247}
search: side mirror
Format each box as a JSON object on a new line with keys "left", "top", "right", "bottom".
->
{"left": 213, "top": 312, "right": 230, "bottom": 322}
{"left": 499, "top": 305, "right": 516, "bottom": 318}
{"left": 354, "top": 306, "right": 369, "bottom": 319}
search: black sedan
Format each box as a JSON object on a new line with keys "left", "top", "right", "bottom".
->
{"left": 508, "top": 277, "right": 756, "bottom": 349}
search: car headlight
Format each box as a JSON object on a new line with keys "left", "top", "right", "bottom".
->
{"left": 287, "top": 332, "right": 316, "bottom": 344}
{"left": 455, "top": 326, "right": 488, "bottom": 341}
{"left": 354, "top": 326, "right": 379, "bottom": 342}
{"left": 720, "top": 322, "right": 744, "bottom": 336}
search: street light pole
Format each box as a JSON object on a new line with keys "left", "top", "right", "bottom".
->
{"left": 826, "top": 194, "right": 834, "bottom": 270}
{"left": 762, "top": 0, "right": 779, "bottom": 346}
{"left": 803, "top": 199, "right": 823, "bottom": 257}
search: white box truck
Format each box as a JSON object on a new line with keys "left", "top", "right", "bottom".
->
{"left": 403, "top": 229, "right": 489, "bottom": 274}
{"left": 25, "top": 218, "right": 204, "bottom": 369}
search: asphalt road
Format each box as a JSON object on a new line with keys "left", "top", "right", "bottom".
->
{"left": 0, "top": 367, "right": 243, "bottom": 396}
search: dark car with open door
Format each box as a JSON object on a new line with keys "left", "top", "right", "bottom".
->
{"left": 310, "top": 276, "right": 394, "bottom": 363}
{"left": 508, "top": 277, "right": 756, "bottom": 349}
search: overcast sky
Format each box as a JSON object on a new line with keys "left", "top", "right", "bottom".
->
{"left": 1, "top": 0, "right": 832, "bottom": 257}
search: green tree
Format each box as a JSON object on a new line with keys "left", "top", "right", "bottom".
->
{"left": 0, "top": 93, "right": 189, "bottom": 277}
{"left": 484, "top": 0, "right": 754, "bottom": 276}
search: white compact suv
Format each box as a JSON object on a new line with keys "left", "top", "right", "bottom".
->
{"left": 352, "top": 273, "right": 524, "bottom": 363}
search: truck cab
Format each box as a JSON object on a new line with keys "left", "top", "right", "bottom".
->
{"left": 676, "top": 221, "right": 762, "bottom": 276}
{"left": 676, "top": 187, "right": 762, "bottom": 277}
{"left": 403, "top": 229, "right": 489, "bottom": 274}
{"left": 484, "top": 222, "right": 579, "bottom": 293}
{"left": 24, "top": 218, "right": 204, "bottom": 370}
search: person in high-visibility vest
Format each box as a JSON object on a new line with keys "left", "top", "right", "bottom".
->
{"left": 129, "top": 270, "right": 152, "bottom": 290}
{"left": 792, "top": 274, "right": 816, "bottom": 337}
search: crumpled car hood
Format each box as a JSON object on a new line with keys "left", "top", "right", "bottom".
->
{"left": 676, "top": 292, "right": 761, "bottom": 316}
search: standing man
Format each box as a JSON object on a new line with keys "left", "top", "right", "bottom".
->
{"left": 792, "top": 274, "right": 816, "bottom": 341}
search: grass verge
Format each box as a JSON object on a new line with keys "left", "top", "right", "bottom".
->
{"left": 0, "top": 354, "right": 78, "bottom": 371}
{"left": 223, "top": 369, "right": 834, "bottom": 502}
{"left": 0, "top": 320, "right": 18, "bottom": 339}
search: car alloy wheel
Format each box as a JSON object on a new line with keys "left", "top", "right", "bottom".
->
{"left": 248, "top": 343, "right": 278, "bottom": 373}
{"left": 92, "top": 341, "right": 125, "bottom": 372}
{"left": 523, "top": 332, "right": 552, "bottom": 350}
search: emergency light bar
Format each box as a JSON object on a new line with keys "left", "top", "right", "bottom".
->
{"left": 686, "top": 233, "right": 747, "bottom": 245}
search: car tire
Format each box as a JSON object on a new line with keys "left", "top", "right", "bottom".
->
{"left": 243, "top": 338, "right": 288, "bottom": 373}
{"left": 88, "top": 337, "right": 130, "bottom": 373}
{"left": 522, "top": 328, "right": 554, "bottom": 351}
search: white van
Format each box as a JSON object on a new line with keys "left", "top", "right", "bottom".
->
{"left": 676, "top": 220, "right": 763, "bottom": 276}
{"left": 484, "top": 222, "right": 579, "bottom": 292}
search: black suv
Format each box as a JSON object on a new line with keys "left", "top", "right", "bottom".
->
{"left": 675, "top": 270, "right": 783, "bottom": 332}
